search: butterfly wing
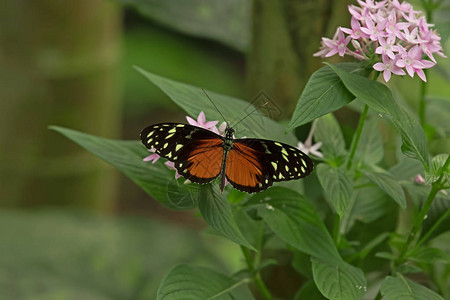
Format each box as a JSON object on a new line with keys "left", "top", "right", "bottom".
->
{"left": 141, "top": 123, "right": 224, "bottom": 184}
{"left": 225, "top": 139, "right": 314, "bottom": 193}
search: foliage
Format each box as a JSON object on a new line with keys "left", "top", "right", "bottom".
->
{"left": 51, "top": 1, "right": 449, "bottom": 298}
{"left": 53, "top": 59, "right": 450, "bottom": 298}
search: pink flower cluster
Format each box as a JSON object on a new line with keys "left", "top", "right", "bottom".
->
{"left": 314, "top": 0, "right": 446, "bottom": 82}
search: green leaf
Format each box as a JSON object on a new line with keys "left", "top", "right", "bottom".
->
{"left": 311, "top": 258, "right": 367, "bottom": 300}
{"left": 294, "top": 280, "right": 327, "bottom": 300}
{"left": 425, "top": 154, "right": 450, "bottom": 184}
{"left": 381, "top": 275, "right": 444, "bottom": 300}
{"left": 244, "top": 187, "right": 341, "bottom": 263}
{"left": 135, "top": 67, "right": 296, "bottom": 144}
{"left": 114, "top": 0, "right": 250, "bottom": 52}
{"left": 353, "top": 119, "right": 383, "bottom": 166}
{"left": 156, "top": 264, "right": 252, "bottom": 300}
{"left": 327, "top": 63, "right": 428, "bottom": 168}
{"left": 409, "top": 246, "right": 448, "bottom": 264}
{"left": 314, "top": 114, "right": 347, "bottom": 160}
{"left": 288, "top": 63, "right": 369, "bottom": 129}
{"left": 361, "top": 170, "right": 406, "bottom": 209}
{"left": 50, "top": 126, "right": 197, "bottom": 209}
{"left": 198, "top": 185, "right": 254, "bottom": 249}
{"left": 342, "top": 183, "right": 393, "bottom": 233}
{"left": 316, "top": 164, "right": 353, "bottom": 217}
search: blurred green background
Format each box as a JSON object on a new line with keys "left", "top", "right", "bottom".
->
{"left": 0, "top": 0, "right": 448, "bottom": 298}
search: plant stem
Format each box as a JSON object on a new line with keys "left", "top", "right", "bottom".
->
{"left": 418, "top": 69, "right": 428, "bottom": 127}
{"left": 397, "top": 153, "right": 450, "bottom": 264}
{"left": 240, "top": 223, "right": 273, "bottom": 300}
{"left": 397, "top": 184, "right": 439, "bottom": 264}
{"left": 415, "top": 207, "right": 450, "bottom": 250}
{"left": 346, "top": 104, "right": 369, "bottom": 170}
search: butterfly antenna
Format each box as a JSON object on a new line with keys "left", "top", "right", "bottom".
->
{"left": 201, "top": 88, "right": 228, "bottom": 125}
{"left": 231, "top": 102, "right": 268, "bottom": 128}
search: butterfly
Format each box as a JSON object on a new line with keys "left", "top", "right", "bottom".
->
{"left": 140, "top": 122, "right": 314, "bottom": 193}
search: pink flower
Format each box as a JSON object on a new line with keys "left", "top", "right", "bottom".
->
{"left": 373, "top": 55, "right": 405, "bottom": 82}
{"left": 297, "top": 141, "right": 323, "bottom": 158}
{"left": 414, "top": 174, "right": 425, "bottom": 184}
{"left": 391, "top": 0, "right": 412, "bottom": 12}
{"left": 375, "top": 36, "right": 397, "bottom": 59}
{"left": 323, "top": 28, "right": 351, "bottom": 57}
{"left": 143, "top": 152, "right": 160, "bottom": 163}
{"left": 341, "top": 18, "right": 368, "bottom": 39}
{"left": 360, "top": 16, "right": 387, "bottom": 41}
{"left": 313, "top": 0, "right": 444, "bottom": 82}
{"left": 385, "top": 11, "right": 408, "bottom": 39}
{"left": 401, "top": 27, "right": 419, "bottom": 44}
{"left": 297, "top": 120, "right": 323, "bottom": 158}
{"left": 396, "top": 45, "right": 434, "bottom": 81}
{"left": 186, "top": 111, "right": 218, "bottom": 130}
{"left": 357, "top": 0, "right": 386, "bottom": 10}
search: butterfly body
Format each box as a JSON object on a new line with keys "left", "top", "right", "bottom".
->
{"left": 141, "top": 123, "right": 313, "bottom": 193}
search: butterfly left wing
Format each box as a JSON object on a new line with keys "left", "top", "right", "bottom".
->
{"left": 225, "top": 139, "right": 314, "bottom": 193}
{"left": 141, "top": 123, "right": 224, "bottom": 184}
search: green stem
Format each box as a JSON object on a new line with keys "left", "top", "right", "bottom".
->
{"left": 346, "top": 104, "right": 369, "bottom": 170}
{"left": 397, "top": 155, "right": 450, "bottom": 264}
{"left": 415, "top": 207, "right": 450, "bottom": 250}
{"left": 240, "top": 222, "right": 273, "bottom": 300}
{"left": 418, "top": 69, "right": 428, "bottom": 127}
{"left": 397, "top": 184, "right": 439, "bottom": 264}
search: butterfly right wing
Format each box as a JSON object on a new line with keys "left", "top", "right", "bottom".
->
{"left": 140, "top": 123, "right": 224, "bottom": 184}
{"left": 225, "top": 138, "right": 314, "bottom": 193}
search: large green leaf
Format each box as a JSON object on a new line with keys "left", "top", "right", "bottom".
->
{"left": 361, "top": 170, "right": 406, "bottom": 209}
{"left": 294, "top": 280, "right": 327, "bottom": 300}
{"left": 316, "top": 164, "right": 353, "bottom": 217}
{"left": 198, "top": 185, "right": 254, "bottom": 249}
{"left": 288, "top": 63, "right": 369, "bottom": 129}
{"left": 136, "top": 67, "right": 296, "bottom": 144}
{"left": 244, "top": 187, "right": 341, "bottom": 263}
{"left": 50, "top": 126, "right": 198, "bottom": 209}
{"left": 353, "top": 119, "right": 383, "bottom": 166}
{"left": 312, "top": 258, "right": 367, "bottom": 300}
{"left": 157, "top": 264, "right": 253, "bottom": 300}
{"left": 343, "top": 184, "right": 392, "bottom": 233}
{"left": 114, "top": 0, "right": 250, "bottom": 52}
{"left": 327, "top": 64, "right": 429, "bottom": 168}
{"left": 313, "top": 114, "right": 347, "bottom": 160}
{"left": 381, "top": 275, "right": 444, "bottom": 300}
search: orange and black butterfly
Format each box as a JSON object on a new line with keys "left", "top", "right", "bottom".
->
{"left": 140, "top": 123, "right": 314, "bottom": 193}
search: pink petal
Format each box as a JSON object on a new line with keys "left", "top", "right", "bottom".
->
{"left": 186, "top": 116, "right": 197, "bottom": 126}
{"left": 203, "top": 120, "right": 219, "bottom": 128}
{"left": 143, "top": 153, "right": 160, "bottom": 163}
{"left": 383, "top": 69, "right": 392, "bottom": 82}
{"left": 373, "top": 62, "right": 385, "bottom": 71}
{"left": 392, "top": 67, "right": 406, "bottom": 76}
{"left": 405, "top": 65, "right": 414, "bottom": 77}
{"left": 415, "top": 69, "right": 427, "bottom": 82}
{"left": 197, "top": 111, "right": 206, "bottom": 124}
{"left": 165, "top": 161, "right": 176, "bottom": 170}
{"left": 396, "top": 59, "right": 406, "bottom": 68}
{"left": 325, "top": 48, "right": 339, "bottom": 57}
{"left": 420, "top": 60, "right": 435, "bottom": 68}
